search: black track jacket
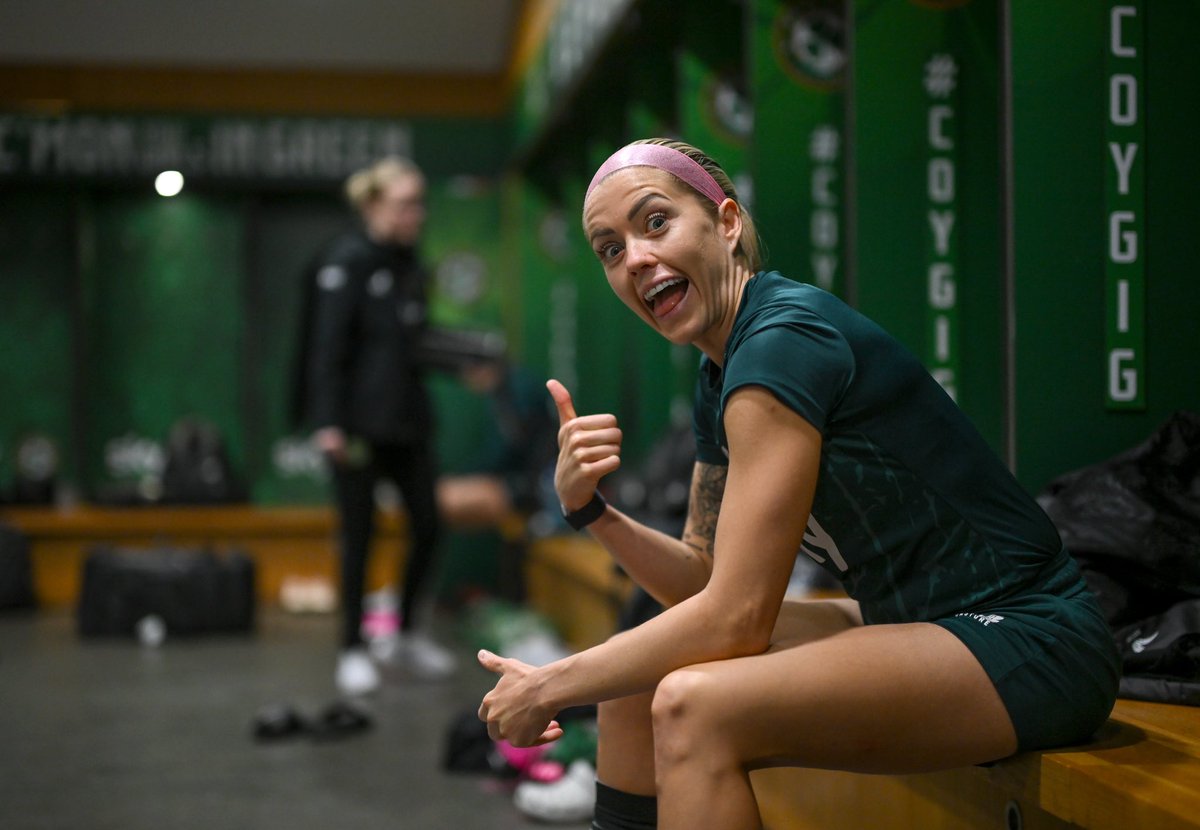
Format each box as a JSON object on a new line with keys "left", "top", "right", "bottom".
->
{"left": 295, "top": 229, "right": 433, "bottom": 444}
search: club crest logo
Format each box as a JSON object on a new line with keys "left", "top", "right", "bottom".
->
{"left": 702, "top": 73, "right": 754, "bottom": 144}
{"left": 773, "top": 0, "right": 846, "bottom": 91}
{"left": 435, "top": 252, "right": 488, "bottom": 306}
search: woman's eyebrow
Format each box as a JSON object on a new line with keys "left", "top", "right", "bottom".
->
{"left": 588, "top": 225, "right": 614, "bottom": 244}
{"left": 626, "top": 191, "right": 664, "bottom": 222}
{"left": 587, "top": 191, "right": 669, "bottom": 243}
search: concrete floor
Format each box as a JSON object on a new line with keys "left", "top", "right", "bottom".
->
{"left": 0, "top": 608, "right": 590, "bottom": 830}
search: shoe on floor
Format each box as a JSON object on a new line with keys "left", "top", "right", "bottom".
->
{"left": 396, "top": 631, "right": 458, "bottom": 680}
{"left": 512, "top": 759, "right": 596, "bottom": 823}
{"left": 250, "top": 703, "right": 308, "bottom": 742}
{"left": 336, "top": 648, "right": 381, "bottom": 696}
{"left": 309, "top": 699, "right": 373, "bottom": 741}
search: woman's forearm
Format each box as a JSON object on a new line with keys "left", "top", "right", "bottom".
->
{"left": 585, "top": 504, "right": 712, "bottom": 607}
{"left": 534, "top": 587, "right": 762, "bottom": 712}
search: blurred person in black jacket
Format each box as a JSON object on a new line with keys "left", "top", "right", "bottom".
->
{"left": 296, "top": 157, "right": 455, "bottom": 695}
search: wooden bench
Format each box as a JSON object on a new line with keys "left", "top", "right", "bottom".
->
{"left": 522, "top": 535, "right": 1200, "bottom": 830}
{"left": 523, "top": 533, "right": 632, "bottom": 651}
{"left": 0, "top": 505, "right": 409, "bottom": 608}
{"left": 752, "top": 698, "right": 1200, "bottom": 829}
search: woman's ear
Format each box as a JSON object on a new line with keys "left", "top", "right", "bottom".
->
{"left": 717, "top": 198, "right": 743, "bottom": 252}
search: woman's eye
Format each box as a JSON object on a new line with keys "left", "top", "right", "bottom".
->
{"left": 647, "top": 214, "right": 667, "bottom": 232}
{"left": 599, "top": 242, "right": 622, "bottom": 261}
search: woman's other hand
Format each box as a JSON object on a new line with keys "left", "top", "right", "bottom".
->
{"left": 477, "top": 650, "right": 563, "bottom": 747}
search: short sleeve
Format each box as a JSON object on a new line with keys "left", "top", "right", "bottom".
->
{"left": 722, "top": 315, "right": 854, "bottom": 433}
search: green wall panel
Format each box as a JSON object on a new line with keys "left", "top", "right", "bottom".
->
{"left": 424, "top": 179, "right": 507, "bottom": 475}
{"left": 507, "top": 179, "right": 560, "bottom": 381}
{"left": 853, "top": 0, "right": 1004, "bottom": 451}
{"left": 80, "top": 193, "right": 246, "bottom": 497}
{"left": 562, "top": 167, "right": 626, "bottom": 425}
{"left": 750, "top": 0, "right": 848, "bottom": 292}
{"left": 243, "top": 193, "right": 347, "bottom": 504}
{"left": 1009, "top": 0, "right": 1200, "bottom": 491}
{"left": 0, "top": 189, "right": 76, "bottom": 496}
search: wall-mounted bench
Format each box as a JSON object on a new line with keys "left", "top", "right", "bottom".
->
{"left": 0, "top": 505, "right": 408, "bottom": 608}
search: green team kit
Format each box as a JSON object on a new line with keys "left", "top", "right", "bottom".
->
{"left": 693, "top": 271, "right": 1120, "bottom": 750}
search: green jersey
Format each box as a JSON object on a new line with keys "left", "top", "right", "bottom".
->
{"left": 694, "top": 272, "right": 1066, "bottom": 625}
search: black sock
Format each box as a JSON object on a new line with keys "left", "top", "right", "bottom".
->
{"left": 591, "top": 781, "right": 657, "bottom": 830}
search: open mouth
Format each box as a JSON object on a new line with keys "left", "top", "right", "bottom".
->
{"left": 643, "top": 277, "right": 689, "bottom": 318}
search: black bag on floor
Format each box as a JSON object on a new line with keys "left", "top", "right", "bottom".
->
{"left": 441, "top": 709, "right": 495, "bottom": 774}
{"left": 78, "top": 546, "right": 255, "bottom": 637}
{"left": 0, "top": 523, "right": 35, "bottom": 612}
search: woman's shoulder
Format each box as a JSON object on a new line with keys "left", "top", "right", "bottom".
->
{"left": 735, "top": 272, "right": 845, "bottom": 340}
{"left": 750, "top": 271, "right": 840, "bottom": 307}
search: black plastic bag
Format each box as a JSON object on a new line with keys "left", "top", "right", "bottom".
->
{"left": 1038, "top": 411, "right": 1200, "bottom": 704}
{"left": 1038, "top": 410, "right": 1200, "bottom": 627}
{"left": 441, "top": 709, "right": 495, "bottom": 774}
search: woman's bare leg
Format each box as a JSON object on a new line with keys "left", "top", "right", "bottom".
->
{"left": 595, "top": 691, "right": 657, "bottom": 795}
{"left": 593, "top": 599, "right": 862, "bottom": 805}
{"left": 650, "top": 620, "right": 1018, "bottom": 830}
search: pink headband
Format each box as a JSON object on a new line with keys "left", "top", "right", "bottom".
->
{"left": 585, "top": 144, "right": 727, "bottom": 205}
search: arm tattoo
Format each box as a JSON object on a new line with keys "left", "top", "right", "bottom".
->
{"left": 682, "top": 462, "right": 726, "bottom": 560}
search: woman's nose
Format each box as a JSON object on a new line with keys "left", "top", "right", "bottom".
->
{"left": 625, "top": 238, "right": 656, "bottom": 274}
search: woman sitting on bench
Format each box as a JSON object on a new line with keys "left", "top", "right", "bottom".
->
{"left": 477, "top": 139, "right": 1121, "bottom": 830}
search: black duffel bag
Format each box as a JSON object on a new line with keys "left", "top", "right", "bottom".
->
{"left": 0, "top": 522, "right": 35, "bottom": 612}
{"left": 78, "top": 545, "right": 255, "bottom": 638}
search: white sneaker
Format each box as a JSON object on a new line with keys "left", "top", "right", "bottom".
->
{"left": 513, "top": 759, "right": 596, "bottom": 823}
{"left": 396, "top": 630, "right": 458, "bottom": 680}
{"left": 367, "top": 631, "right": 398, "bottom": 663}
{"left": 336, "top": 648, "right": 381, "bottom": 696}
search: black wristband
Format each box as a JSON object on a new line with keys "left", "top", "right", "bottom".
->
{"left": 562, "top": 490, "right": 607, "bottom": 531}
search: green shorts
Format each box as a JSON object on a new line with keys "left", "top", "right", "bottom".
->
{"left": 933, "top": 554, "right": 1121, "bottom": 752}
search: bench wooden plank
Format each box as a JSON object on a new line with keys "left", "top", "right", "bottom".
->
{"left": 749, "top": 699, "right": 1200, "bottom": 830}
{"left": 0, "top": 505, "right": 408, "bottom": 607}
{"left": 1034, "top": 700, "right": 1200, "bottom": 830}
{"left": 754, "top": 764, "right": 1081, "bottom": 830}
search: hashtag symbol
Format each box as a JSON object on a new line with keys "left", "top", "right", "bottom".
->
{"left": 808, "top": 125, "right": 840, "bottom": 163}
{"left": 923, "top": 54, "right": 958, "bottom": 98}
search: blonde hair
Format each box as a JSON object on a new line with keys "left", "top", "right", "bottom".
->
{"left": 344, "top": 156, "right": 423, "bottom": 211}
{"left": 631, "top": 138, "right": 764, "bottom": 272}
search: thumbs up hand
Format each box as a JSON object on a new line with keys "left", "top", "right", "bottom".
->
{"left": 546, "top": 379, "right": 622, "bottom": 512}
{"left": 476, "top": 649, "right": 563, "bottom": 747}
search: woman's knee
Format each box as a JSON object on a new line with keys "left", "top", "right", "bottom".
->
{"left": 650, "top": 668, "right": 724, "bottom": 762}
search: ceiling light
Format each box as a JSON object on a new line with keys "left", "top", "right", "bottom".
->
{"left": 155, "top": 170, "right": 184, "bottom": 197}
